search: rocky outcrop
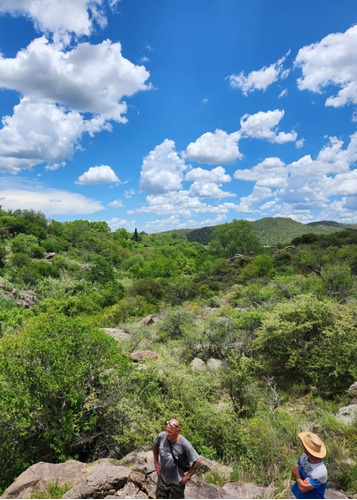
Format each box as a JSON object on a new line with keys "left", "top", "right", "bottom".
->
{"left": 336, "top": 381, "right": 357, "bottom": 425}
{"left": 141, "top": 315, "right": 155, "bottom": 325}
{"left": 101, "top": 328, "right": 132, "bottom": 342}
{"left": 0, "top": 287, "right": 37, "bottom": 308}
{"left": 129, "top": 350, "right": 158, "bottom": 362}
{"left": 1, "top": 447, "right": 349, "bottom": 499}
{"left": 347, "top": 381, "right": 357, "bottom": 403}
{"left": 336, "top": 404, "right": 357, "bottom": 425}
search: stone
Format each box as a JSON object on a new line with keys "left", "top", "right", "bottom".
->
{"left": 141, "top": 315, "right": 155, "bottom": 325}
{"left": 190, "top": 357, "right": 205, "bottom": 370}
{"left": 62, "top": 462, "right": 130, "bottom": 499}
{"left": 325, "top": 489, "right": 349, "bottom": 499}
{"left": 206, "top": 358, "right": 223, "bottom": 371}
{"left": 221, "top": 482, "right": 270, "bottom": 498}
{"left": 185, "top": 476, "right": 222, "bottom": 498}
{"left": 336, "top": 404, "right": 357, "bottom": 425}
{"left": 102, "top": 328, "right": 132, "bottom": 341}
{"left": 347, "top": 381, "right": 357, "bottom": 402}
{"left": 130, "top": 350, "right": 158, "bottom": 362}
{"left": 1, "top": 460, "right": 88, "bottom": 499}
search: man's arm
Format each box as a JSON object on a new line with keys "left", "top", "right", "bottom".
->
{"left": 179, "top": 458, "right": 202, "bottom": 486}
{"left": 292, "top": 464, "right": 315, "bottom": 493}
{"left": 153, "top": 444, "right": 161, "bottom": 476}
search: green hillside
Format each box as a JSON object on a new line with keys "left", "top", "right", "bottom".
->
{"left": 172, "top": 217, "right": 355, "bottom": 246}
{"left": 0, "top": 207, "right": 356, "bottom": 497}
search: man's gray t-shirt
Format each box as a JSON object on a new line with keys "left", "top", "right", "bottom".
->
{"left": 153, "top": 431, "right": 199, "bottom": 485}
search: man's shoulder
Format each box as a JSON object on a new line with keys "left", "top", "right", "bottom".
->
{"left": 177, "top": 435, "right": 196, "bottom": 450}
{"left": 311, "top": 460, "right": 327, "bottom": 483}
{"left": 153, "top": 431, "right": 166, "bottom": 444}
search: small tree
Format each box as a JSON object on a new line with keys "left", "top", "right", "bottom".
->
{"left": 209, "top": 219, "right": 261, "bottom": 258}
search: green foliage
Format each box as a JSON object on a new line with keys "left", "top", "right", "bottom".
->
{"left": 321, "top": 263, "right": 354, "bottom": 299}
{"left": 31, "top": 479, "right": 71, "bottom": 499}
{"left": 11, "top": 234, "right": 39, "bottom": 254}
{"left": 86, "top": 255, "right": 115, "bottom": 284}
{"left": 221, "top": 353, "right": 258, "bottom": 418}
{"left": 0, "top": 208, "right": 356, "bottom": 494}
{"left": 0, "top": 244, "right": 6, "bottom": 268}
{"left": 128, "top": 278, "right": 163, "bottom": 304}
{"left": 0, "top": 313, "right": 131, "bottom": 489}
{"left": 105, "top": 296, "right": 153, "bottom": 324}
{"left": 157, "top": 307, "right": 195, "bottom": 341}
{"left": 209, "top": 219, "right": 261, "bottom": 258}
{"left": 253, "top": 295, "right": 357, "bottom": 396}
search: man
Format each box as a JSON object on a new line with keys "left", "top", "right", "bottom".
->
{"left": 291, "top": 431, "right": 328, "bottom": 499}
{"left": 153, "top": 418, "right": 202, "bottom": 499}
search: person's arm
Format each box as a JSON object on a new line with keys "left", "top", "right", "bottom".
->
{"left": 292, "top": 464, "right": 315, "bottom": 493}
{"left": 179, "top": 458, "right": 202, "bottom": 486}
{"left": 153, "top": 443, "right": 161, "bottom": 476}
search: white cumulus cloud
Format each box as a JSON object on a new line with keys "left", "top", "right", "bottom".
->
{"left": 0, "top": 37, "right": 150, "bottom": 118}
{"left": 234, "top": 157, "right": 287, "bottom": 188}
{"left": 185, "top": 166, "right": 231, "bottom": 183}
{"left": 76, "top": 165, "right": 120, "bottom": 184}
{"left": 227, "top": 53, "right": 290, "bottom": 95}
{"left": 185, "top": 129, "right": 242, "bottom": 164}
{"left": 140, "top": 139, "right": 187, "bottom": 194}
{"left": 107, "top": 199, "right": 123, "bottom": 208}
{"left": 189, "top": 182, "right": 235, "bottom": 199}
{"left": 0, "top": 98, "right": 85, "bottom": 173}
{"left": 295, "top": 25, "right": 357, "bottom": 107}
{"left": 240, "top": 109, "right": 297, "bottom": 143}
{"left": 0, "top": 0, "right": 119, "bottom": 43}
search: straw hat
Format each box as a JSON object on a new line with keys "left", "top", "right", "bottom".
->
{"left": 298, "top": 432, "right": 326, "bottom": 458}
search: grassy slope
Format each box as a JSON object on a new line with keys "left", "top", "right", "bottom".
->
{"left": 164, "top": 218, "right": 355, "bottom": 246}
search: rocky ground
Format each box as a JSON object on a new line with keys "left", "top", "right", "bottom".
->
{"left": 1, "top": 446, "right": 348, "bottom": 499}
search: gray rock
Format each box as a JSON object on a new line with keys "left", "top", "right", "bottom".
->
{"left": 347, "top": 381, "right": 357, "bottom": 402}
{"left": 199, "top": 456, "right": 232, "bottom": 478}
{"left": 62, "top": 462, "right": 130, "bottom": 499}
{"left": 130, "top": 350, "right": 158, "bottom": 362}
{"left": 141, "top": 315, "right": 155, "bottom": 325}
{"left": 221, "top": 482, "right": 269, "bottom": 499}
{"left": 325, "top": 489, "right": 349, "bottom": 499}
{"left": 185, "top": 476, "right": 222, "bottom": 498}
{"left": 190, "top": 357, "right": 205, "bottom": 370}
{"left": 1, "top": 460, "right": 87, "bottom": 499}
{"left": 119, "top": 449, "right": 155, "bottom": 475}
{"left": 336, "top": 404, "right": 357, "bottom": 425}
{"left": 102, "top": 328, "right": 132, "bottom": 341}
{"left": 206, "top": 358, "right": 223, "bottom": 371}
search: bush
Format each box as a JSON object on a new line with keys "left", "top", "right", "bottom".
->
{"left": 253, "top": 295, "right": 357, "bottom": 396}
{"left": 0, "top": 313, "right": 131, "bottom": 490}
{"left": 157, "top": 308, "right": 195, "bottom": 341}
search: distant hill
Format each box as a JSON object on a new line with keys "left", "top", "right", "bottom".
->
{"left": 168, "top": 217, "right": 356, "bottom": 246}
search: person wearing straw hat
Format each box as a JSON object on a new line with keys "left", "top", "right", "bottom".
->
{"left": 291, "top": 431, "right": 328, "bottom": 499}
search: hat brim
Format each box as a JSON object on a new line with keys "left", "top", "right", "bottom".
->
{"left": 298, "top": 432, "right": 326, "bottom": 458}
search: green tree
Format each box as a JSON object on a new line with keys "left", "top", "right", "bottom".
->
{"left": 253, "top": 295, "right": 357, "bottom": 396}
{"left": 0, "top": 313, "right": 131, "bottom": 490}
{"left": 209, "top": 219, "right": 261, "bottom": 258}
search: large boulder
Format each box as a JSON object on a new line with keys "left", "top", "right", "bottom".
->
{"left": 62, "top": 461, "right": 131, "bottom": 499}
{"left": 0, "top": 460, "right": 88, "bottom": 499}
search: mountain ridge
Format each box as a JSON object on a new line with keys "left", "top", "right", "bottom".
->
{"left": 162, "top": 217, "right": 357, "bottom": 246}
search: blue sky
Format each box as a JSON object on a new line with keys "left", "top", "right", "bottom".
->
{"left": 0, "top": 0, "right": 356, "bottom": 232}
